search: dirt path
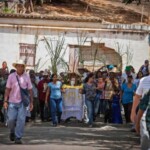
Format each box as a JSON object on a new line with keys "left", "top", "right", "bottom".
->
{"left": 0, "top": 120, "right": 140, "bottom": 150}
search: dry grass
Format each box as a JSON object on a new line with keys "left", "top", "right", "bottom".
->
{"left": 29, "top": 0, "right": 150, "bottom": 24}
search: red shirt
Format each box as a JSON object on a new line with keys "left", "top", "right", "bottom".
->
{"left": 38, "top": 79, "right": 50, "bottom": 101}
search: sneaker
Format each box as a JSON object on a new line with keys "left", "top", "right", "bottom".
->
{"left": 130, "top": 128, "right": 136, "bottom": 132}
{"left": 52, "top": 124, "right": 57, "bottom": 127}
{"left": 15, "top": 138, "right": 22, "bottom": 144}
{"left": 9, "top": 133, "right": 15, "bottom": 141}
{"left": 89, "top": 124, "right": 93, "bottom": 128}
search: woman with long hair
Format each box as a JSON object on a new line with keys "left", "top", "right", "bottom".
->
{"left": 134, "top": 71, "right": 143, "bottom": 87}
{"left": 45, "top": 73, "right": 64, "bottom": 127}
{"left": 121, "top": 75, "right": 136, "bottom": 123}
{"left": 80, "top": 73, "right": 96, "bottom": 127}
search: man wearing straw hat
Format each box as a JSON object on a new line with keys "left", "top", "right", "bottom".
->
{"left": 3, "top": 59, "right": 33, "bottom": 144}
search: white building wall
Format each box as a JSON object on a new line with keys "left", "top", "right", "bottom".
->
{"left": 0, "top": 24, "right": 149, "bottom": 73}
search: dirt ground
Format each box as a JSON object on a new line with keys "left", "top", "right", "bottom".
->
{"left": 0, "top": 119, "right": 140, "bottom": 150}
{"left": 33, "top": 0, "right": 150, "bottom": 24}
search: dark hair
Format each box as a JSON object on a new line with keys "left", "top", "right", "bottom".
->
{"left": 127, "top": 75, "right": 133, "bottom": 79}
{"left": 51, "top": 73, "right": 57, "bottom": 79}
{"left": 29, "top": 69, "right": 35, "bottom": 75}
{"left": 136, "top": 71, "right": 143, "bottom": 79}
{"left": 10, "top": 69, "right": 16, "bottom": 74}
{"left": 2, "top": 61, "right": 7, "bottom": 65}
{"left": 95, "top": 70, "right": 102, "bottom": 78}
{"left": 84, "top": 73, "right": 94, "bottom": 83}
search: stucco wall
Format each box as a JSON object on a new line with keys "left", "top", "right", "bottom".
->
{"left": 0, "top": 20, "right": 149, "bottom": 72}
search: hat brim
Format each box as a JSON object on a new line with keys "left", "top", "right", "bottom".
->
{"left": 12, "top": 63, "right": 26, "bottom": 68}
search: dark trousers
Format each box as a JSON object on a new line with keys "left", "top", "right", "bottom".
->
{"left": 0, "top": 101, "right": 4, "bottom": 122}
{"left": 104, "top": 100, "right": 112, "bottom": 123}
{"left": 123, "top": 102, "right": 133, "bottom": 123}
{"left": 39, "top": 100, "right": 45, "bottom": 121}
{"left": 31, "top": 98, "right": 39, "bottom": 120}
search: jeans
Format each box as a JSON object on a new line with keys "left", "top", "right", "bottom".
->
{"left": 7, "top": 102, "right": 26, "bottom": 139}
{"left": 50, "top": 98, "right": 62, "bottom": 125}
{"left": 85, "top": 99, "right": 95, "bottom": 125}
{"left": 94, "top": 94, "right": 100, "bottom": 115}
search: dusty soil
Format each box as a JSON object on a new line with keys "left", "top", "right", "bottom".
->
{"left": 0, "top": 120, "right": 140, "bottom": 150}
{"left": 33, "top": 0, "right": 150, "bottom": 24}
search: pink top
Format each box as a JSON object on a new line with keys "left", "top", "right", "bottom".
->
{"left": 97, "top": 82, "right": 105, "bottom": 89}
{"left": 6, "top": 72, "right": 32, "bottom": 103}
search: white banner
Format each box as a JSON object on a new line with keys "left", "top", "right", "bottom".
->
{"left": 62, "top": 88, "right": 83, "bottom": 107}
{"left": 62, "top": 88, "right": 84, "bottom": 121}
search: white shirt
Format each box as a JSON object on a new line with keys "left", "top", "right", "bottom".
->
{"left": 136, "top": 75, "right": 150, "bottom": 97}
{"left": 121, "top": 72, "right": 136, "bottom": 83}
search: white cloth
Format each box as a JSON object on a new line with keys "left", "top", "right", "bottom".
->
{"left": 61, "top": 88, "right": 84, "bottom": 121}
{"left": 136, "top": 75, "right": 150, "bottom": 97}
{"left": 122, "top": 72, "right": 136, "bottom": 83}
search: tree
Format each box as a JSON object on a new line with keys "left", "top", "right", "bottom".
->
{"left": 76, "top": 30, "right": 89, "bottom": 67}
{"left": 115, "top": 42, "right": 133, "bottom": 68}
{"left": 44, "top": 35, "right": 68, "bottom": 74}
{"left": 125, "top": 44, "right": 134, "bottom": 66}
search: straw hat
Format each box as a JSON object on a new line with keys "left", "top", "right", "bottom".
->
{"left": 12, "top": 59, "right": 26, "bottom": 68}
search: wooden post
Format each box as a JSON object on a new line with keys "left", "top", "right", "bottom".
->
{"left": 30, "top": 0, "right": 34, "bottom": 12}
{"left": 141, "top": 5, "right": 144, "bottom": 23}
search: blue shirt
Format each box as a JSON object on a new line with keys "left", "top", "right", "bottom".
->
{"left": 121, "top": 83, "right": 136, "bottom": 104}
{"left": 48, "top": 81, "right": 62, "bottom": 99}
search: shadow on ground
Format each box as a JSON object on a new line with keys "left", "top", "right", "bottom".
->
{"left": 0, "top": 120, "right": 140, "bottom": 150}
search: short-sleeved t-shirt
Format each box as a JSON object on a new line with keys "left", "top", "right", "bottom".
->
{"left": 48, "top": 81, "right": 62, "bottom": 99}
{"left": 136, "top": 75, "right": 150, "bottom": 97}
{"left": 121, "top": 83, "right": 137, "bottom": 104}
{"left": 6, "top": 72, "right": 32, "bottom": 103}
{"left": 83, "top": 83, "right": 96, "bottom": 100}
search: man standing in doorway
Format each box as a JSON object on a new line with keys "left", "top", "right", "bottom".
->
{"left": 3, "top": 60, "right": 33, "bottom": 144}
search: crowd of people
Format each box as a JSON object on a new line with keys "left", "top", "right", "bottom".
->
{"left": 0, "top": 59, "right": 150, "bottom": 149}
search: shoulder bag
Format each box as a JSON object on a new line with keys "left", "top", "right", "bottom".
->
{"left": 16, "top": 76, "right": 30, "bottom": 107}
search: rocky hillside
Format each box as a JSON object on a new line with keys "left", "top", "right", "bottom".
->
{"left": 32, "top": 0, "right": 150, "bottom": 24}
